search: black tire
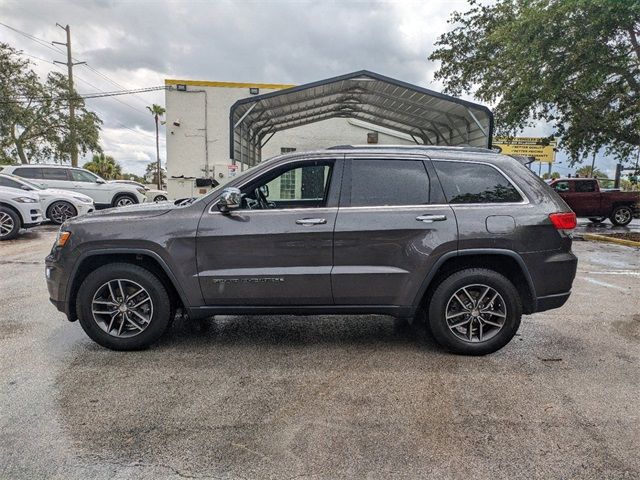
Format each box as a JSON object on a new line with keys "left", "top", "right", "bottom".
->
{"left": 112, "top": 193, "right": 137, "bottom": 208}
{"left": 76, "top": 263, "right": 172, "bottom": 350}
{"left": 0, "top": 206, "right": 21, "bottom": 241}
{"left": 587, "top": 217, "right": 606, "bottom": 224}
{"left": 153, "top": 195, "right": 167, "bottom": 202}
{"left": 609, "top": 205, "right": 633, "bottom": 226}
{"left": 428, "top": 268, "right": 522, "bottom": 355}
{"left": 47, "top": 200, "right": 78, "bottom": 225}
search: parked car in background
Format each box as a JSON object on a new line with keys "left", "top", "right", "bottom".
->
{"left": 46, "top": 146, "right": 578, "bottom": 355}
{"left": 1, "top": 165, "right": 146, "bottom": 209}
{"left": 549, "top": 178, "right": 640, "bottom": 226}
{"left": 110, "top": 180, "right": 168, "bottom": 202}
{"left": 0, "top": 186, "right": 43, "bottom": 240}
{"left": 0, "top": 173, "right": 94, "bottom": 225}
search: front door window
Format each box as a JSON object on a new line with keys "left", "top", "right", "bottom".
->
{"left": 241, "top": 162, "right": 333, "bottom": 210}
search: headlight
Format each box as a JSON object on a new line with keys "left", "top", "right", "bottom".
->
{"left": 55, "top": 230, "right": 71, "bottom": 247}
{"left": 13, "top": 196, "right": 38, "bottom": 203}
{"left": 136, "top": 187, "right": 146, "bottom": 195}
{"left": 72, "top": 196, "right": 93, "bottom": 204}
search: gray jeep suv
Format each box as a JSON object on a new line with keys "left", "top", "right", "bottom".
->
{"left": 46, "top": 146, "right": 578, "bottom": 355}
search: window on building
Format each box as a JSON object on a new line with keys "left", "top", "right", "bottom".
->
{"left": 434, "top": 161, "right": 523, "bottom": 204}
{"left": 349, "top": 159, "right": 430, "bottom": 207}
{"left": 281, "top": 147, "right": 297, "bottom": 154}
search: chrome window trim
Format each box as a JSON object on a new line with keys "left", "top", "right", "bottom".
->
{"left": 208, "top": 206, "right": 339, "bottom": 215}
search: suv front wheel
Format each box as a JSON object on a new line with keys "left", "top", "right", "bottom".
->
{"left": 428, "top": 268, "right": 522, "bottom": 355}
{"left": 112, "top": 193, "right": 137, "bottom": 208}
{"left": 76, "top": 263, "right": 172, "bottom": 350}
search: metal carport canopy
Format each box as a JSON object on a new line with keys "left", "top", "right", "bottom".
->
{"left": 229, "top": 70, "right": 494, "bottom": 167}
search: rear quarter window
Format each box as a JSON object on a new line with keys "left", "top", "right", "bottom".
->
{"left": 433, "top": 161, "right": 523, "bottom": 204}
{"left": 42, "top": 168, "right": 70, "bottom": 181}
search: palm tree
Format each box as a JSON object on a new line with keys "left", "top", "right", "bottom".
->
{"left": 575, "top": 165, "right": 607, "bottom": 178}
{"left": 83, "top": 153, "right": 121, "bottom": 180}
{"left": 147, "top": 104, "right": 166, "bottom": 190}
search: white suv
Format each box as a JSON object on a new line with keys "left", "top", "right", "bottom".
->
{"left": 0, "top": 186, "right": 43, "bottom": 240}
{"left": 2, "top": 165, "right": 146, "bottom": 208}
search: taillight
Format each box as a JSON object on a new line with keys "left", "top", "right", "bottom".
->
{"left": 549, "top": 212, "right": 577, "bottom": 230}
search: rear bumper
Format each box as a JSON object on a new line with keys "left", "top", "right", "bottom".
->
{"left": 535, "top": 291, "right": 571, "bottom": 313}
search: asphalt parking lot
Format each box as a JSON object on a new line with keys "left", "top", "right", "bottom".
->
{"left": 1, "top": 223, "right": 639, "bottom": 479}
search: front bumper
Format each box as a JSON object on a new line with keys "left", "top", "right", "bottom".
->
{"left": 45, "top": 249, "right": 72, "bottom": 318}
{"left": 75, "top": 203, "right": 95, "bottom": 216}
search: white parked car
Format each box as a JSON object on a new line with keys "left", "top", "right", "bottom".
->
{"left": 1, "top": 165, "right": 147, "bottom": 208}
{"left": 0, "top": 186, "right": 44, "bottom": 240}
{"left": 0, "top": 173, "right": 95, "bottom": 225}
{"left": 110, "top": 180, "right": 168, "bottom": 202}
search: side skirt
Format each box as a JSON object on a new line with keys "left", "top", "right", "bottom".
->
{"left": 186, "top": 305, "right": 415, "bottom": 320}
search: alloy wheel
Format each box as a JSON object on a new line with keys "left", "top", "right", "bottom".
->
{"left": 0, "top": 212, "right": 15, "bottom": 237}
{"left": 49, "top": 202, "right": 76, "bottom": 223}
{"left": 116, "top": 197, "right": 134, "bottom": 207}
{"left": 445, "top": 284, "right": 507, "bottom": 343}
{"left": 614, "top": 208, "right": 631, "bottom": 225}
{"left": 91, "top": 279, "right": 154, "bottom": 338}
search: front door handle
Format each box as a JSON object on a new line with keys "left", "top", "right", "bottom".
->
{"left": 416, "top": 214, "right": 447, "bottom": 223}
{"left": 296, "top": 218, "right": 327, "bottom": 226}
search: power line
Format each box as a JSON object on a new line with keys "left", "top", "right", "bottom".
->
{"left": 0, "top": 21, "right": 64, "bottom": 55}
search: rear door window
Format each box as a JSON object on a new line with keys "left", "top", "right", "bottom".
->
{"left": 433, "top": 161, "right": 523, "bottom": 204}
{"left": 347, "top": 159, "right": 430, "bottom": 207}
{"left": 13, "top": 168, "right": 43, "bottom": 179}
{"left": 575, "top": 180, "right": 597, "bottom": 192}
{"left": 42, "top": 168, "right": 70, "bottom": 181}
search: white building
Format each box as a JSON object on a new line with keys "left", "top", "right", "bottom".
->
{"left": 164, "top": 79, "right": 415, "bottom": 199}
{"left": 164, "top": 71, "right": 493, "bottom": 199}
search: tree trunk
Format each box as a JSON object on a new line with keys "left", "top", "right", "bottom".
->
{"left": 15, "top": 140, "right": 28, "bottom": 164}
{"left": 155, "top": 115, "right": 161, "bottom": 190}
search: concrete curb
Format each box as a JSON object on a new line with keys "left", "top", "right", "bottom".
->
{"left": 582, "top": 233, "right": 640, "bottom": 248}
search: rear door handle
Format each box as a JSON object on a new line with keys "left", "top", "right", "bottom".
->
{"left": 416, "top": 214, "right": 447, "bottom": 223}
{"left": 296, "top": 218, "right": 327, "bottom": 226}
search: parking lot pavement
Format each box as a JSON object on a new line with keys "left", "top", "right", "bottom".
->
{"left": 1, "top": 227, "right": 639, "bottom": 480}
{"left": 575, "top": 217, "right": 640, "bottom": 236}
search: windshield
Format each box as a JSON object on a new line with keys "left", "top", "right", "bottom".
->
{"left": 10, "top": 175, "right": 43, "bottom": 190}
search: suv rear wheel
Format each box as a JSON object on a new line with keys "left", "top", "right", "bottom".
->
{"left": 0, "top": 206, "right": 21, "bottom": 240}
{"left": 610, "top": 205, "right": 633, "bottom": 226}
{"left": 76, "top": 263, "right": 172, "bottom": 350}
{"left": 428, "top": 268, "right": 522, "bottom": 355}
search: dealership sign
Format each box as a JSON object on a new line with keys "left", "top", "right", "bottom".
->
{"left": 494, "top": 137, "right": 557, "bottom": 163}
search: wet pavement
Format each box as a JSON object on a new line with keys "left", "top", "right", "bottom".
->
{"left": 1, "top": 226, "right": 639, "bottom": 479}
{"left": 574, "top": 217, "right": 640, "bottom": 236}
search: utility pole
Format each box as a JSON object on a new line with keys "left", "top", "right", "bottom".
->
{"left": 53, "top": 24, "right": 85, "bottom": 167}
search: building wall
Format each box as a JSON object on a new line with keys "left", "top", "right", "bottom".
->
{"left": 164, "top": 80, "right": 413, "bottom": 199}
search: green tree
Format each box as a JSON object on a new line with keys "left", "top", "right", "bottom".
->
{"left": 542, "top": 171, "right": 561, "bottom": 180}
{"left": 575, "top": 166, "right": 607, "bottom": 178}
{"left": 83, "top": 153, "right": 122, "bottom": 180}
{"left": 146, "top": 104, "right": 165, "bottom": 190}
{"left": 145, "top": 161, "right": 166, "bottom": 187}
{"left": 0, "top": 43, "right": 102, "bottom": 164}
{"left": 429, "top": 0, "right": 640, "bottom": 164}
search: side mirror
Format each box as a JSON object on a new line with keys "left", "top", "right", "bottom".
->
{"left": 21, "top": 185, "right": 31, "bottom": 191}
{"left": 217, "top": 187, "right": 241, "bottom": 213}
{"left": 95, "top": 178, "right": 106, "bottom": 184}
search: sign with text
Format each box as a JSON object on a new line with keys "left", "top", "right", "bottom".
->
{"left": 494, "top": 137, "right": 557, "bottom": 163}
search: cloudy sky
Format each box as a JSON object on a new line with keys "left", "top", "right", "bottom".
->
{"left": 0, "top": 0, "right": 618, "bottom": 176}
